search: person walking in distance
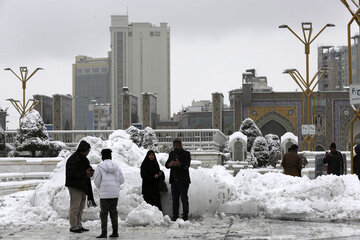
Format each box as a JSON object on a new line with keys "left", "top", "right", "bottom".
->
{"left": 165, "top": 139, "right": 191, "bottom": 221}
{"left": 94, "top": 149, "right": 125, "bottom": 238}
{"left": 65, "top": 140, "right": 97, "bottom": 233}
{"left": 323, "top": 142, "right": 344, "bottom": 176}
{"left": 281, "top": 144, "right": 302, "bottom": 177}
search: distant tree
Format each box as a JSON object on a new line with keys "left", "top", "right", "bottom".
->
{"left": 142, "top": 127, "right": 159, "bottom": 152}
{"left": 240, "top": 118, "right": 262, "bottom": 151}
{"left": 251, "top": 136, "right": 269, "bottom": 167}
{"left": 126, "top": 126, "right": 143, "bottom": 147}
{"left": 15, "top": 110, "right": 50, "bottom": 157}
{"left": 265, "top": 134, "right": 281, "bottom": 167}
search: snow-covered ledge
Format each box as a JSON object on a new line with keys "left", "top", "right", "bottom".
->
{"left": 0, "top": 157, "right": 63, "bottom": 173}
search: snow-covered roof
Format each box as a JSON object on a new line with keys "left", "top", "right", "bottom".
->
{"left": 280, "top": 132, "right": 298, "bottom": 148}
{"left": 229, "top": 131, "right": 247, "bottom": 147}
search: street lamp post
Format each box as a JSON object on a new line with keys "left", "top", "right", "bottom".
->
{"left": 4, "top": 67, "right": 43, "bottom": 124}
{"left": 279, "top": 22, "right": 334, "bottom": 151}
{"left": 340, "top": 0, "right": 360, "bottom": 174}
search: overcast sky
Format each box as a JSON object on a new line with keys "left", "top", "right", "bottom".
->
{"left": 0, "top": 0, "right": 356, "bottom": 129}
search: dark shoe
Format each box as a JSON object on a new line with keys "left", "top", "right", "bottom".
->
{"left": 96, "top": 233, "right": 107, "bottom": 238}
{"left": 182, "top": 215, "right": 188, "bottom": 221}
{"left": 80, "top": 227, "right": 89, "bottom": 232}
{"left": 109, "top": 232, "right": 119, "bottom": 237}
{"left": 171, "top": 215, "right": 178, "bottom": 221}
{"left": 69, "top": 229, "right": 82, "bottom": 233}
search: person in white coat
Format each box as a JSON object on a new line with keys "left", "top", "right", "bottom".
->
{"left": 93, "top": 149, "right": 124, "bottom": 238}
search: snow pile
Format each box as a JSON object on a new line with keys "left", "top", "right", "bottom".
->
{"left": 125, "top": 202, "right": 169, "bottom": 226}
{"left": 4, "top": 129, "right": 360, "bottom": 227}
{"left": 219, "top": 170, "right": 360, "bottom": 220}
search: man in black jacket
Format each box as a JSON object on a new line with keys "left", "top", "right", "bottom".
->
{"left": 323, "top": 142, "right": 344, "bottom": 176}
{"left": 65, "top": 140, "right": 96, "bottom": 233}
{"left": 165, "top": 139, "right": 191, "bottom": 221}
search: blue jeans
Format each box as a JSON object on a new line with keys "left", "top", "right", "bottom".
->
{"left": 171, "top": 182, "right": 189, "bottom": 217}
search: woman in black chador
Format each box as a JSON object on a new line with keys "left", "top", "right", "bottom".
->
{"left": 140, "top": 150, "right": 163, "bottom": 211}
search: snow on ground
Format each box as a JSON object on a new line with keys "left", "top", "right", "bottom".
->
{"left": 1, "top": 129, "right": 360, "bottom": 228}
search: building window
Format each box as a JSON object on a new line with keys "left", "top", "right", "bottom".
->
{"left": 76, "top": 69, "right": 83, "bottom": 74}
{"left": 155, "top": 31, "right": 160, "bottom": 36}
{"left": 92, "top": 68, "right": 100, "bottom": 73}
{"left": 101, "top": 67, "right": 108, "bottom": 72}
{"left": 84, "top": 68, "right": 91, "bottom": 73}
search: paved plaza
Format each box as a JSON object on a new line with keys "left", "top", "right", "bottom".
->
{"left": 2, "top": 217, "right": 360, "bottom": 240}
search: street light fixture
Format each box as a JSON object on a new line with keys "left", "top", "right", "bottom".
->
{"left": 279, "top": 22, "right": 334, "bottom": 151}
{"left": 4, "top": 67, "right": 43, "bottom": 125}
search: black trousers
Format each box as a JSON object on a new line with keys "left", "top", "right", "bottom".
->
{"left": 99, "top": 198, "right": 118, "bottom": 233}
{"left": 171, "top": 182, "right": 189, "bottom": 217}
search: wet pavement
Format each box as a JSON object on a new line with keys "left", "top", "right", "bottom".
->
{"left": 1, "top": 217, "right": 360, "bottom": 240}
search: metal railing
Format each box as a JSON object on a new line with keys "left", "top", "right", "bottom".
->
{"left": 5, "top": 129, "right": 228, "bottom": 152}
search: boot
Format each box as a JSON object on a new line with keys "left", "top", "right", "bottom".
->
{"left": 96, "top": 232, "right": 107, "bottom": 238}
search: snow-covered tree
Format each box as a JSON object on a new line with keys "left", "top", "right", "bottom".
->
{"left": 15, "top": 110, "right": 49, "bottom": 157}
{"left": 142, "top": 127, "right": 159, "bottom": 152}
{"left": 240, "top": 118, "right": 262, "bottom": 151}
{"left": 246, "top": 152, "right": 258, "bottom": 168}
{"left": 126, "top": 126, "right": 143, "bottom": 147}
{"left": 251, "top": 136, "right": 269, "bottom": 167}
{"left": 265, "top": 134, "right": 281, "bottom": 167}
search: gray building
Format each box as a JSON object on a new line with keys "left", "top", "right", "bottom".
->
{"left": 53, "top": 94, "right": 72, "bottom": 130}
{"left": 72, "top": 55, "right": 111, "bottom": 130}
{"left": 110, "top": 15, "right": 171, "bottom": 129}
{"left": 318, "top": 35, "right": 360, "bottom": 91}
{"left": 33, "top": 94, "right": 53, "bottom": 125}
{"left": 142, "top": 93, "right": 157, "bottom": 129}
{"left": 122, "top": 89, "right": 138, "bottom": 129}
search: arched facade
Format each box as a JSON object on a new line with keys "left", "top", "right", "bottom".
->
{"left": 256, "top": 111, "right": 296, "bottom": 138}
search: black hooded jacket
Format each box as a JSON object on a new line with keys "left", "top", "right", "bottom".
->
{"left": 65, "top": 141, "right": 96, "bottom": 206}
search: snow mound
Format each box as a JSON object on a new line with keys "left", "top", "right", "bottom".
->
{"left": 126, "top": 202, "right": 165, "bottom": 226}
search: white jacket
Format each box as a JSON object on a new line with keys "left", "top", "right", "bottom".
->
{"left": 93, "top": 159, "right": 125, "bottom": 199}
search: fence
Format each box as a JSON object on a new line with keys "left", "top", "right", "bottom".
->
{"left": 5, "top": 129, "right": 228, "bottom": 151}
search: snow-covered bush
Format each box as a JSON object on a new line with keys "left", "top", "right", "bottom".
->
{"left": 246, "top": 152, "right": 258, "bottom": 168}
{"left": 42, "top": 141, "right": 67, "bottom": 157}
{"left": 158, "top": 144, "right": 172, "bottom": 153}
{"left": 265, "top": 134, "right": 281, "bottom": 167}
{"left": 126, "top": 126, "right": 143, "bottom": 147}
{"left": 251, "top": 136, "right": 269, "bottom": 167}
{"left": 142, "top": 127, "right": 159, "bottom": 152}
{"left": 240, "top": 118, "right": 262, "bottom": 152}
{"left": 15, "top": 110, "right": 50, "bottom": 157}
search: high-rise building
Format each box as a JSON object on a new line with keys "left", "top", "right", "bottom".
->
{"left": 33, "top": 94, "right": 53, "bottom": 125}
{"left": 110, "top": 15, "right": 170, "bottom": 129}
{"left": 53, "top": 94, "right": 72, "bottom": 130}
{"left": 318, "top": 35, "right": 360, "bottom": 91}
{"left": 72, "top": 55, "right": 111, "bottom": 130}
{"left": 122, "top": 88, "right": 138, "bottom": 129}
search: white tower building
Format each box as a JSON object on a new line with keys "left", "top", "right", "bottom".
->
{"left": 110, "top": 15, "right": 170, "bottom": 129}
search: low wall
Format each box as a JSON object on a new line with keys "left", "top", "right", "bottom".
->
{"left": 190, "top": 151, "right": 222, "bottom": 168}
{"left": 0, "top": 157, "right": 63, "bottom": 173}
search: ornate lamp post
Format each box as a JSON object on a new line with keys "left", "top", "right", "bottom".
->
{"left": 4, "top": 67, "right": 43, "bottom": 124}
{"left": 279, "top": 22, "right": 334, "bottom": 150}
